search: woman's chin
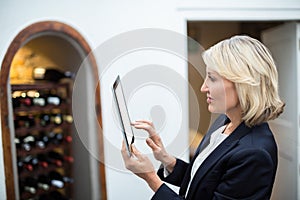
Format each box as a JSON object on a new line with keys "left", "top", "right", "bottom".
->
{"left": 208, "top": 105, "right": 222, "bottom": 114}
{"left": 208, "top": 106, "right": 215, "bottom": 113}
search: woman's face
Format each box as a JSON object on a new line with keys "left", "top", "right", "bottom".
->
{"left": 201, "top": 68, "right": 240, "bottom": 114}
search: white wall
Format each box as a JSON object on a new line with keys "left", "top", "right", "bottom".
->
{"left": 0, "top": 0, "right": 188, "bottom": 199}
{"left": 1, "top": 0, "right": 300, "bottom": 200}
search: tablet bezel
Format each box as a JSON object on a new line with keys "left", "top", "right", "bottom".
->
{"left": 112, "top": 75, "right": 134, "bottom": 157}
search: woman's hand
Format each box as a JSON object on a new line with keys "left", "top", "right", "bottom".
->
{"left": 121, "top": 141, "right": 163, "bottom": 192}
{"left": 131, "top": 120, "right": 176, "bottom": 172}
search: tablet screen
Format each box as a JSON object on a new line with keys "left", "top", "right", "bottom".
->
{"left": 112, "top": 75, "right": 134, "bottom": 156}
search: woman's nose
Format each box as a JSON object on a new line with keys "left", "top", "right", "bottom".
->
{"left": 200, "top": 79, "right": 208, "bottom": 93}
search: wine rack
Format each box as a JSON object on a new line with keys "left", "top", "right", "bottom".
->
{"left": 11, "top": 83, "right": 74, "bottom": 200}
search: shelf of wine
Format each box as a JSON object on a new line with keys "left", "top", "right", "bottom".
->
{"left": 11, "top": 83, "right": 74, "bottom": 200}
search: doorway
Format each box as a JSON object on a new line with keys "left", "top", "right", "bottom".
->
{"left": 187, "top": 20, "right": 295, "bottom": 199}
{"left": 0, "top": 21, "right": 106, "bottom": 200}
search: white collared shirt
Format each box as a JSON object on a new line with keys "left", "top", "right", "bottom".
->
{"left": 185, "top": 125, "right": 228, "bottom": 197}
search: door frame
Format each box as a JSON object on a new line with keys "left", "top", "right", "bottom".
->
{"left": 0, "top": 21, "right": 107, "bottom": 199}
{"left": 177, "top": 2, "right": 300, "bottom": 199}
{"left": 177, "top": 1, "right": 300, "bottom": 22}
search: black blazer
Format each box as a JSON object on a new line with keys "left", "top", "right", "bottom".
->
{"left": 152, "top": 114, "right": 278, "bottom": 200}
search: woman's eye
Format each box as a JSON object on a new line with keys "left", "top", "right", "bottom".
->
{"left": 208, "top": 76, "right": 216, "bottom": 82}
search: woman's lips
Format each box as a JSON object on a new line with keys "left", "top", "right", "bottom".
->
{"left": 207, "top": 96, "right": 213, "bottom": 103}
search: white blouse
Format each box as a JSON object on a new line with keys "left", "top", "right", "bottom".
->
{"left": 185, "top": 125, "right": 228, "bottom": 197}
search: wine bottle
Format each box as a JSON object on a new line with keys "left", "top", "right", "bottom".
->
{"left": 14, "top": 115, "right": 35, "bottom": 129}
{"left": 39, "top": 114, "right": 51, "bottom": 127}
{"left": 22, "top": 134, "right": 35, "bottom": 145}
{"left": 21, "top": 155, "right": 48, "bottom": 170}
{"left": 37, "top": 174, "right": 50, "bottom": 191}
{"left": 63, "top": 114, "right": 73, "bottom": 124}
{"left": 33, "top": 67, "right": 75, "bottom": 82}
{"left": 37, "top": 153, "right": 62, "bottom": 167}
{"left": 47, "top": 131, "right": 63, "bottom": 145}
{"left": 65, "top": 135, "right": 72, "bottom": 143}
{"left": 22, "top": 177, "right": 38, "bottom": 194}
{"left": 47, "top": 95, "right": 61, "bottom": 106}
{"left": 22, "top": 155, "right": 36, "bottom": 170}
{"left": 19, "top": 180, "right": 36, "bottom": 195}
{"left": 32, "top": 92, "right": 47, "bottom": 106}
{"left": 35, "top": 131, "right": 49, "bottom": 149}
{"left": 26, "top": 90, "right": 46, "bottom": 107}
{"left": 19, "top": 92, "right": 32, "bottom": 107}
{"left": 47, "top": 130, "right": 72, "bottom": 145}
{"left": 12, "top": 91, "right": 34, "bottom": 107}
{"left": 48, "top": 171, "right": 64, "bottom": 189}
{"left": 51, "top": 113, "right": 63, "bottom": 125}
{"left": 48, "top": 151, "right": 74, "bottom": 164}
{"left": 48, "top": 171, "right": 73, "bottom": 189}
{"left": 33, "top": 96, "right": 46, "bottom": 106}
{"left": 20, "top": 134, "right": 36, "bottom": 152}
{"left": 25, "top": 114, "right": 35, "bottom": 128}
{"left": 17, "top": 157, "right": 33, "bottom": 172}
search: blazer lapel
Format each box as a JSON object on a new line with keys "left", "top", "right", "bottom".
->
{"left": 194, "top": 115, "right": 230, "bottom": 155}
{"left": 179, "top": 115, "right": 229, "bottom": 196}
{"left": 185, "top": 121, "right": 252, "bottom": 199}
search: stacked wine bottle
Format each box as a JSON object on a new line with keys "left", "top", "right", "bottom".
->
{"left": 11, "top": 83, "right": 74, "bottom": 200}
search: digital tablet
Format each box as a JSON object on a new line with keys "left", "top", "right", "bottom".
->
{"left": 112, "top": 75, "right": 135, "bottom": 156}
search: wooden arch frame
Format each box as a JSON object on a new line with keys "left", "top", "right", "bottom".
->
{"left": 0, "top": 21, "right": 106, "bottom": 199}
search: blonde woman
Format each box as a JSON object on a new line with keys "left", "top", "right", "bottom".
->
{"left": 122, "top": 35, "right": 284, "bottom": 200}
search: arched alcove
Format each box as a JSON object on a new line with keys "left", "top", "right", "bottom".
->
{"left": 0, "top": 21, "right": 106, "bottom": 200}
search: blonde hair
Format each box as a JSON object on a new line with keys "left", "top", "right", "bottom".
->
{"left": 202, "top": 35, "right": 285, "bottom": 127}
